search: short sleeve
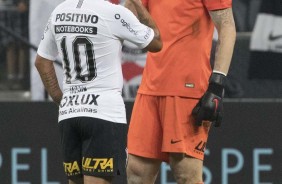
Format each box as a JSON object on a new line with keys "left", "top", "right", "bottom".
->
{"left": 37, "top": 16, "right": 58, "bottom": 61}
{"left": 204, "top": 0, "right": 232, "bottom": 11}
{"left": 107, "top": 5, "right": 154, "bottom": 49}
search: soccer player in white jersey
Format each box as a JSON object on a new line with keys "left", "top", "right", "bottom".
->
{"left": 35, "top": 0, "right": 162, "bottom": 183}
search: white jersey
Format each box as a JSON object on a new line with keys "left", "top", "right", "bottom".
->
{"left": 37, "top": 0, "right": 154, "bottom": 123}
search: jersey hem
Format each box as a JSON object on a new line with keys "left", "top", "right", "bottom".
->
{"left": 137, "top": 89, "right": 204, "bottom": 99}
{"left": 128, "top": 149, "right": 204, "bottom": 162}
{"left": 58, "top": 114, "right": 127, "bottom": 124}
{"left": 128, "top": 150, "right": 169, "bottom": 163}
{"left": 206, "top": 3, "right": 232, "bottom": 11}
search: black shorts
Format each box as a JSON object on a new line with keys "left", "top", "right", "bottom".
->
{"left": 58, "top": 117, "right": 127, "bottom": 178}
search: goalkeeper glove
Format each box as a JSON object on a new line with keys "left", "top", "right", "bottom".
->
{"left": 192, "top": 72, "right": 226, "bottom": 127}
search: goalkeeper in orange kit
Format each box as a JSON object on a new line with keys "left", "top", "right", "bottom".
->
{"left": 125, "top": 0, "right": 236, "bottom": 183}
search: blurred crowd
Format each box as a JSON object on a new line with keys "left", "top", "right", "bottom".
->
{"left": 0, "top": 0, "right": 29, "bottom": 90}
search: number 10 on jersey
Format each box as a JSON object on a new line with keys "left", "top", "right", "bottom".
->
{"left": 60, "top": 36, "right": 97, "bottom": 83}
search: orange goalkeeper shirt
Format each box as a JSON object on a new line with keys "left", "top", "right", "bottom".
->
{"left": 138, "top": 0, "right": 232, "bottom": 98}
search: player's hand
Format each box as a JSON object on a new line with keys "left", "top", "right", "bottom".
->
{"left": 192, "top": 73, "right": 225, "bottom": 127}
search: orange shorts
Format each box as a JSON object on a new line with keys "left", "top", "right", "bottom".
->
{"left": 127, "top": 94, "right": 211, "bottom": 162}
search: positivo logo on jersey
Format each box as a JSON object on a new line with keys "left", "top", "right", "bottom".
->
{"left": 55, "top": 13, "right": 99, "bottom": 24}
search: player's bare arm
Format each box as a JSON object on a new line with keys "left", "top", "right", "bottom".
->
{"left": 192, "top": 8, "right": 236, "bottom": 127}
{"left": 124, "top": 0, "right": 137, "bottom": 16}
{"left": 125, "top": 0, "right": 162, "bottom": 52}
{"left": 209, "top": 8, "right": 236, "bottom": 75}
{"left": 35, "top": 55, "right": 62, "bottom": 105}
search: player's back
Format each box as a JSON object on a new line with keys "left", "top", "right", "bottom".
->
{"left": 50, "top": 0, "right": 124, "bottom": 94}
{"left": 38, "top": 0, "right": 155, "bottom": 123}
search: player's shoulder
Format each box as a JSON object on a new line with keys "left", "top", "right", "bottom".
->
{"left": 99, "top": 1, "right": 136, "bottom": 17}
{"left": 53, "top": 0, "right": 70, "bottom": 11}
{"left": 50, "top": 1, "right": 69, "bottom": 17}
{"left": 52, "top": 0, "right": 126, "bottom": 15}
{"left": 91, "top": 0, "right": 128, "bottom": 14}
{"left": 88, "top": 0, "right": 132, "bottom": 20}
